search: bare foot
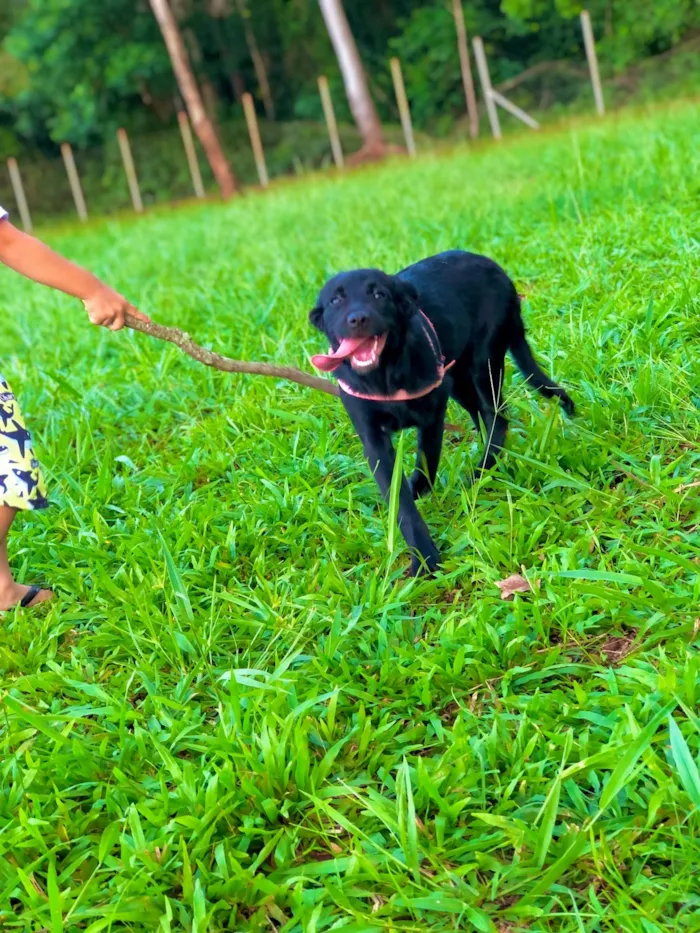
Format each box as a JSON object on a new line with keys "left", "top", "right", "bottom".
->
{"left": 0, "top": 583, "right": 54, "bottom": 611}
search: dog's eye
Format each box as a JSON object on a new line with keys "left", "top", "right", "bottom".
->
{"left": 373, "top": 290, "right": 385, "bottom": 300}
{"left": 330, "top": 295, "right": 342, "bottom": 306}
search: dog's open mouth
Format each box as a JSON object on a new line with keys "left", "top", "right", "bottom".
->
{"left": 312, "top": 333, "right": 388, "bottom": 373}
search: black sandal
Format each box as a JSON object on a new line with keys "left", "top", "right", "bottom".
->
{"left": 20, "top": 585, "right": 46, "bottom": 608}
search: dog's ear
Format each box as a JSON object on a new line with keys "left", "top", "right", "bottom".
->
{"left": 309, "top": 305, "right": 325, "bottom": 331}
{"left": 391, "top": 277, "right": 420, "bottom": 321}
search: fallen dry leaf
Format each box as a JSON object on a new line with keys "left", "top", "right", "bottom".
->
{"left": 675, "top": 480, "right": 700, "bottom": 493}
{"left": 599, "top": 634, "right": 636, "bottom": 665}
{"left": 29, "top": 873, "right": 46, "bottom": 898}
{"left": 306, "top": 850, "right": 334, "bottom": 862}
{"left": 496, "top": 573, "right": 532, "bottom": 600}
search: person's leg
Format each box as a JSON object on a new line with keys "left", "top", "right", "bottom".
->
{"left": 0, "top": 505, "right": 52, "bottom": 609}
{"left": 0, "top": 375, "right": 53, "bottom": 610}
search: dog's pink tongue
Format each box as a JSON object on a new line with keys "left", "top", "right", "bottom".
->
{"left": 311, "top": 337, "right": 368, "bottom": 372}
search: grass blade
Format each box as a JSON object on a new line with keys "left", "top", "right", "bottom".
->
{"left": 534, "top": 775, "right": 562, "bottom": 868}
{"left": 596, "top": 701, "right": 675, "bottom": 816}
{"left": 47, "top": 858, "right": 62, "bottom": 933}
{"left": 523, "top": 829, "right": 587, "bottom": 901}
{"left": 668, "top": 715, "right": 700, "bottom": 810}
{"left": 159, "top": 531, "right": 194, "bottom": 622}
{"left": 397, "top": 758, "right": 420, "bottom": 878}
{"left": 387, "top": 431, "right": 406, "bottom": 553}
{"left": 192, "top": 879, "right": 207, "bottom": 933}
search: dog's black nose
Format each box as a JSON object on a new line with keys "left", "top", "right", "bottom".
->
{"left": 347, "top": 310, "right": 369, "bottom": 330}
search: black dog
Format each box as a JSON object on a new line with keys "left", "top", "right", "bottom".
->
{"left": 310, "top": 250, "right": 574, "bottom": 575}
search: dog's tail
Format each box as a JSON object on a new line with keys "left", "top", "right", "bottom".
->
{"left": 509, "top": 292, "right": 575, "bottom": 416}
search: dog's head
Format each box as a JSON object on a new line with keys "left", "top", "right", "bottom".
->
{"left": 309, "top": 269, "right": 419, "bottom": 374}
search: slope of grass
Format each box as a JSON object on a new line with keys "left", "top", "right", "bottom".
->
{"left": 1, "top": 102, "right": 699, "bottom": 931}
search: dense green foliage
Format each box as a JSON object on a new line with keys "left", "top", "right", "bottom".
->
{"left": 2, "top": 102, "right": 699, "bottom": 930}
{"left": 0, "top": 0, "right": 697, "bottom": 156}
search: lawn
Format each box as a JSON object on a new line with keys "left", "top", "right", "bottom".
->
{"left": 1, "top": 101, "right": 699, "bottom": 932}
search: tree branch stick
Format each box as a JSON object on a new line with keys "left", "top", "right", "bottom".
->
{"left": 125, "top": 312, "right": 340, "bottom": 396}
{"left": 124, "top": 312, "right": 463, "bottom": 432}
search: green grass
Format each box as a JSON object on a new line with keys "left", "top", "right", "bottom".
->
{"left": 1, "top": 101, "right": 699, "bottom": 932}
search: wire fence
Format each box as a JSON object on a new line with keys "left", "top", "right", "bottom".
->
{"left": 0, "top": 116, "right": 394, "bottom": 225}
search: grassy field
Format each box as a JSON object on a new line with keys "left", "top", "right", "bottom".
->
{"left": 1, "top": 101, "right": 699, "bottom": 931}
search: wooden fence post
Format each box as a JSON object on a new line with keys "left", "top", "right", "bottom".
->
{"left": 473, "top": 38, "right": 540, "bottom": 137}
{"left": 490, "top": 90, "right": 540, "bottom": 129}
{"left": 116, "top": 128, "right": 143, "bottom": 212}
{"left": 390, "top": 57, "right": 416, "bottom": 157}
{"left": 177, "top": 111, "right": 205, "bottom": 198}
{"left": 581, "top": 10, "right": 605, "bottom": 116}
{"left": 452, "top": 0, "right": 479, "bottom": 139}
{"left": 60, "top": 143, "right": 88, "bottom": 221}
{"left": 7, "top": 158, "right": 32, "bottom": 232}
{"left": 318, "top": 76, "right": 344, "bottom": 169}
{"left": 242, "top": 93, "right": 269, "bottom": 188}
{"left": 472, "top": 38, "right": 501, "bottom": 139}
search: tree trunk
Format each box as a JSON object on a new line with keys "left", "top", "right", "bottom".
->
{"left": 318, "top": 0, "right": 386, "bottom": 158}
{"left": 149, "top": 0, "right": 237, "bottom": 197}
{"left": 234, "top": 0, "right": 275, "bottom": 120}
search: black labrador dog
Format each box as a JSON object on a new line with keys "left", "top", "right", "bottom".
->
{"left": 310, "top": 250, "right": 574, "bottom": 575}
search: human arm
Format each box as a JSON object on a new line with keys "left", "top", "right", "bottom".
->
{"left": 0, "top": 218, "right": 148, "bottom": 330}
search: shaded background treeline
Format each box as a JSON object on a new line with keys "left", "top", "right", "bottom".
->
{"left": 0, "top": 0, "right": 696, "bottom": 216}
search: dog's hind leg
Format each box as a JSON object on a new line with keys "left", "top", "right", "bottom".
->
{"left": 450, "top": 365, "right": 507, "bottom": 469}
{"left": 410, "top": 408, "right": 445, "bottom": 500}
{"left": 472, "top": 356, "right": 508, "bottom": 471}
{"left": 449, "top": 371, "right": 481, "bottom": 432}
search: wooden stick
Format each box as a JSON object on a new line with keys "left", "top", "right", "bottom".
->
{"left": 242, "top": 92, "right": 269, "bottom": 187}
{"left": 452, "top": 0, "right": 479, "bottom": 140}
{"left": 60, "top": 143, "right": 88, "bottom": 221}
{"left": 116, "top": 128, "right": 143, "bottom": 212}
{"left": 123, "top": 312, "right": 463, "bottom": 432}
{"left": 472, "top": 38, "right": 501, "bottom": 140}
{"left": 580, "top": 10, "right": 605, "bottom": 116}
{"left": 490, "top": 90, "right": 540, "bottom": 129}
{"left": 177, "top": 111, "right": 205, "bottom": 198}
{"left": 318, "top": 76, "right": 344, "bottom": 168}
{"left": 390, "top": 58, "right": 416, "bottom": 157}
{"left": 125, "top": 312, "right": 338, "bottom": 395}
{"left": 7, "top": 158, "right": 32, "bottom": 232}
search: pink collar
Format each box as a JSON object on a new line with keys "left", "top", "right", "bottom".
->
{"left": 337, "top": 310, "right": 455, "bottom": 402}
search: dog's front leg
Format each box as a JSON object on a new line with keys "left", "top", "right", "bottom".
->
{"left": 360, "top": 429, "right": 441, "bottom": 575}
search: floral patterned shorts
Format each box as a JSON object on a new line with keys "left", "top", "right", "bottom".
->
{"left": 0, "top": 375, "right": 48, "bottom": 510}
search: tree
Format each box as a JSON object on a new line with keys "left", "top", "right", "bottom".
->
{"left": 318, "top": 0, "right": 386, "bottom": 159}
{"left": 2, "top": 0, "right": 696, "bottom": 163}
{"left": 149, "top": 0, "right": 237, "bottom": 197}
{"left": 2, "top": 0, "right": 175, "bottom": 147}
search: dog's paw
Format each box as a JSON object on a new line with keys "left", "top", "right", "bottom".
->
{"left": 409, "top": 470, "right": 431, "bottom": 500}
{"left": 560, "top": 393, "right": 575, "bottom": 417}
{"left": 410, "top": 549, "right": 441, "bottom": 577}
{"left": 475, "top": 454, "right": 497, "bottom": 479}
